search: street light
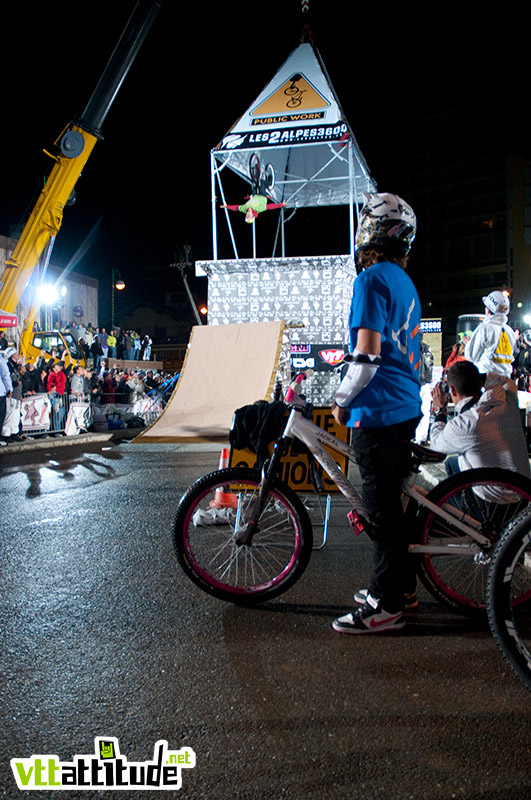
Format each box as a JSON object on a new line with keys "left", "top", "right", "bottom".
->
{"left": 38, "top": 282, "right": 67, "bottom": 329}
{"left": 111, "top": 268, "right": 125, "bottom": 329}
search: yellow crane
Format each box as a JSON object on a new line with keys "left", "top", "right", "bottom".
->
{"left": 0, "top": 0, "right": 161, "bottom": 366}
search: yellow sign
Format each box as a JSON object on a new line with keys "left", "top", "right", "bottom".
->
{"left": 230, "top": 408, "right": 349, "bottom": 494}
{"left": 251, "top": 73, "right": 329, "bottom": 118}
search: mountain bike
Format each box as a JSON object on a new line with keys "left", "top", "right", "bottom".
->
{"left": 487, "top": 508, "right": 531, "bottom": 691}
{"left": 249, "top": 152, "right": 275, "bottom": 197}
{"left": 173, "top": 385, "right": 531, "bottom": 615}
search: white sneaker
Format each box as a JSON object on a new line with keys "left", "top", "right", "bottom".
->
{"left": 332, "top": 596, "right": 405, "bottom": 634}
{"left": 192, "top": 507, "right": 235, "bottom": 527}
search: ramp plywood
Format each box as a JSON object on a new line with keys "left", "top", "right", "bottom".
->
{"left": 133, "top": 321, "right": 284, "bottom": 443}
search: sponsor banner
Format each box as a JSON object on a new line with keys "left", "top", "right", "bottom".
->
{"left": 21, "top": 394, "right": 51, "bottom": 431}
{"left": 65, "top": 402, "right": 91, "bottom": 436}
{"left": 0, "top": 308, "right": 18, "bottom": 327}
{"left": 291, "top": 344, "right": 347, "bottom": 373}
{"left": 230, "top": 407, "right": 349, "bottom": 493}
{"left": 420, "top": 318, "right": 442, "bottom": 334}
{"left": 221, "top": 123, "right": 349, "bottom": 150}
{"left": 217, "top": 43, "right": 345, "bottom": 142}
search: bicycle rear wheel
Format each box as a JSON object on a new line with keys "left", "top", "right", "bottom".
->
{"left": 173, "top": 467, "right": 313, "bottom": 605}
{"left": 487, "top": 509, "right": 531, "bottom": 691}
{"left": 415, "top": 468, "right": 531, "bottom": 616}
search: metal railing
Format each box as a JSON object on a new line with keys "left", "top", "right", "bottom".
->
{"left": 11, "top": 388, "right": 169, "bottom": 438}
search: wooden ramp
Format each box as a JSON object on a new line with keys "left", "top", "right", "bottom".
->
{"left": 132, "top": 321, "right": 284, "bottom": 443}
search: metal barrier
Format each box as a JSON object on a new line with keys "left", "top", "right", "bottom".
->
{"left": 15, "top": 393, "right": 93, "bottom": 437}
{"left": 14, "top": 389, "right": 168, "bottom": 438}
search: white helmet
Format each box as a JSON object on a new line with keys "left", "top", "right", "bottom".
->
{"left": 482, "top": 291, "right": 510, "bottom": 315}
{"left": 355, "top": 192, "right": 417, "bottom": 258}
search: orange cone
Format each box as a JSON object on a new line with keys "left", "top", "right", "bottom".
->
{"left": 210, "top": 447, "right": 238, "bottom": 509}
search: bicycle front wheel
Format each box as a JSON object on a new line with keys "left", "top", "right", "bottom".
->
{"left": 173, "top": 467, "right": 313, "bottom": 605}
{"left": 487, "top": 509, "right": 531, "bottom": 691}
{"left": 415, "top": 468, "right": 531, "bottom": 616}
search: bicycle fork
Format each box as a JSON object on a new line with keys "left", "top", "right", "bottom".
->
{"left": 233, "top": 437, "right": 291, "bottom": 546}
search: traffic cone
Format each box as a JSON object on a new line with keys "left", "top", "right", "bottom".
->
{"left": 210, "top": 447, "right": 238, "bottom": 509}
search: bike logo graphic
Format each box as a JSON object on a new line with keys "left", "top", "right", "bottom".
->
{"left": 11, "top": 737, "right": 196, "bottom": 792}
{"left": 251, "top": 72, "right": 329, "bottom": 118}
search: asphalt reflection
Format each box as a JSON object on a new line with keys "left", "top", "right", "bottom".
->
{"left": 0, "top": 444, "right": 124, "bottom": 499}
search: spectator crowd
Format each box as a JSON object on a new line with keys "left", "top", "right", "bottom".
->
{"left": 0, "top": 323, "right": 175, "bottom": 445}
{"left": 59, "top": 324, "right": 153, "bottom": 368}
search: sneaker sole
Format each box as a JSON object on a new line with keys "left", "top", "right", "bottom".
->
{"left": 332, "top": 617, "right": 406, "bottom": 634}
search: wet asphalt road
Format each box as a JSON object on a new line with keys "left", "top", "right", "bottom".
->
{"left": 1, "top": 439, "right": 531, "bottom": 800}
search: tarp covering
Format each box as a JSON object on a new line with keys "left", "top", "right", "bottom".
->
{"left": 133, "top": 321, "right": 285, "bottom": 443}
{"left": 213, "top": 43, "right": 376, "bottom": 209}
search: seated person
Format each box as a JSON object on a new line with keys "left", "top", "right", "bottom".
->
{"left": 430, "top": 360, "right": 530, "bottom": 482}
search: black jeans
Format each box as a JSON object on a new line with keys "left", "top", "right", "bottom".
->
{"left": 351, "top": 416, "right": 421, "bottom": 611}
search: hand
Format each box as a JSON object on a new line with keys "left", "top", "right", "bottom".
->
{"left": 331, "top": 402, "right": 348, "bottom": 426}
{"left": 431, "top": 382, "right": 447, "bottom": 409}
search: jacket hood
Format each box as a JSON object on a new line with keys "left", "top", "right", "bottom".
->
{"left": 485, "top": 312, "right": 508, "bottom": 325}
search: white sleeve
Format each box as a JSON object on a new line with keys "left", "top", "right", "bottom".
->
{"left": 335, "top": 350, "right": 381, "bottom": 408}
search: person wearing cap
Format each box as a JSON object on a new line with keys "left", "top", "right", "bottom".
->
{"left": 330, "top": 192, "right": 422, "bottom": 635}
{"left": 464, "top": 291, "right": 517, "bottom": 377}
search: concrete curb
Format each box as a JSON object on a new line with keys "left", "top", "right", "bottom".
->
{"left": 0, "top": 431, "right": 115, "bottom": 454}
{"left": 0, "top": 429, "right": 225, "bottom": 455}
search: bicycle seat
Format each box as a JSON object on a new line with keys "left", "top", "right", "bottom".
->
{"left": 409, "top": 442, "right": 447, "bottom": 464}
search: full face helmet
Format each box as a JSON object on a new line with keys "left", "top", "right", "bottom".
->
{"left": 355, "top": 192, "right": 417, "bottom": 261}
{"left": 482, "top": 290, "right": 510, "bottom": 315}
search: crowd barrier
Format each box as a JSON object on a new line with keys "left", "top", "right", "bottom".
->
{"left": 2, "top": 392, "right": 166, "bottom": 439}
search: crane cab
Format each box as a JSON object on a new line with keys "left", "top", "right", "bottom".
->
{"left": 24, "top": 330, "right": 86, "bottom": 369}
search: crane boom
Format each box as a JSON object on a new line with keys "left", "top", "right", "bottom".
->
{"left": 0, "top": 0, "right": 161, "bottom": 361}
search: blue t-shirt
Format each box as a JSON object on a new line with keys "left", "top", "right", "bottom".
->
{"left": 345, "top": 261, "right": 422, "bottom": 428}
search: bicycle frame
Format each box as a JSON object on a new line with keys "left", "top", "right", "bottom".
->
{"left": 278, "top": 407, "right": 492, "bottom": 553}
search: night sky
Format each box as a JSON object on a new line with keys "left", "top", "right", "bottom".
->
{"left": 1, "top": 1, "right": 527, "bottom": 321}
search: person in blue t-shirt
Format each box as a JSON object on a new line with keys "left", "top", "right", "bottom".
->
{"left": 331, "top": 192, "right": 422, "bottom": 635}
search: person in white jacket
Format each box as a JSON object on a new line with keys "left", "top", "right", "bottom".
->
{"left": 430, "top": 360, "right": 530, "bottom": 481}
{"left": 464, "top": 291, "right": 517, "bottom": 377}
{"left": 0, "top": 351, "right": 13, "bottom": 445}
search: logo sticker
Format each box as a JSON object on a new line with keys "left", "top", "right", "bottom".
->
{"left": 11, "top": 737, "right": 196, "bottom": 792}
{"left": 318, "top": 348, "right": 345, "bottom": 365}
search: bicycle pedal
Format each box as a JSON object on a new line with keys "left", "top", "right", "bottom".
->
{"left": 348, "top": 509, "right": 365, "bottom": 536}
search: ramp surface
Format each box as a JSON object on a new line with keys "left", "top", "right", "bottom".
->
{"left": 134, "top": 321, "right": 284, "bottom": 443}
